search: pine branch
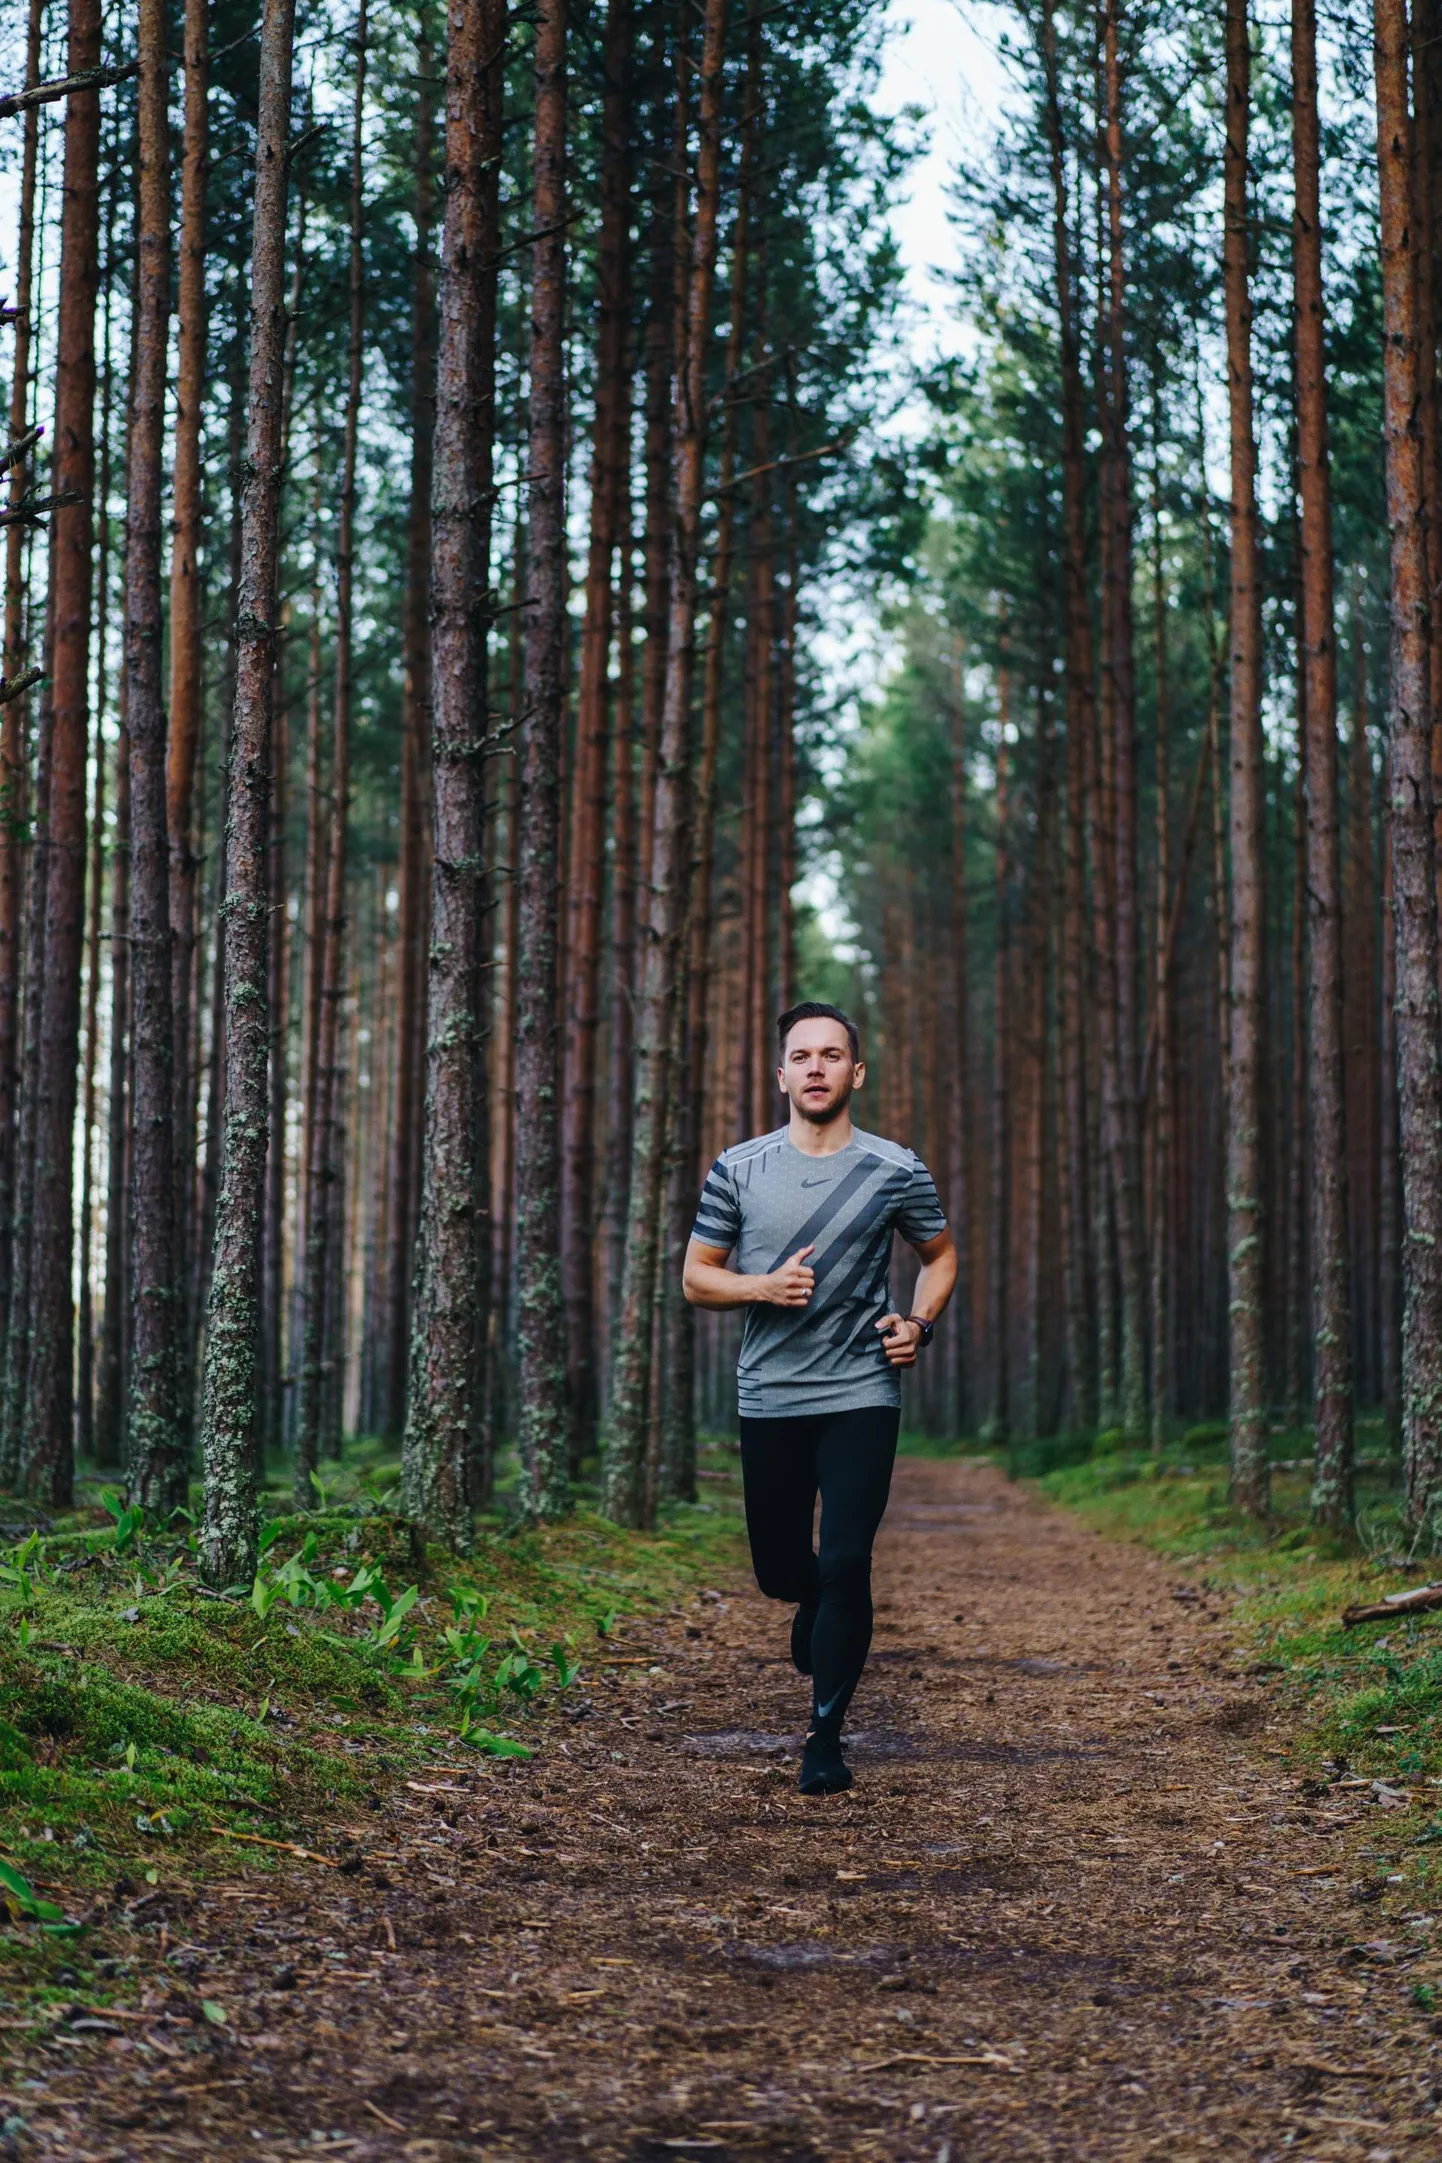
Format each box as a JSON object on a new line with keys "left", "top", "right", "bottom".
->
{"left": 0, "top": 667, "right": 43, "bottom": 707}
{"left": 0, "top": 488, "right": 83, "bottom": 530}
{"left": 1, "top": 423, "right": 43, "bottom": 473}
{"left": 0, "top": 59, "right": 139, "bottom": 122}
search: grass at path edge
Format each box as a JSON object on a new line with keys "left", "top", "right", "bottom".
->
{"left": 0, "top": 1438, "right": 747, "bottom": 2016}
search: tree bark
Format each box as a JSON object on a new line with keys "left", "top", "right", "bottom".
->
{"left": 402, "top": 0, "right": 504, "bottom": 1548}
{"left": 94, "top": 708, "right": 129, "bottom": 1469}
{"left": 1291, "top": 0, "right": 1354, "bottom": 1520}
{"left": 561, "top": 0, "right": 632, "bottom": 1462}
{"left": 1344, "top": 601, "right": 1379, "bottom": 1404}
{"left": 296, "top": 0, "right": 367, "bottom": 1498}
{"left": 167, "top": 0, "right": 207, "bottom": 1420}
{"left": 1149, "top": 419, "right": 1172, "bottom": 1451}
{"left": 1380, "top": 746, "right": 1403, "bottom": 1439}
{"left": 1223, "top": 0, "right": 1269, "bottom": 1518}
{"left": 199, "top": 0, "right": 297, "bottom": 1586}
{"left": 1039, "top": 0, "right": 1094, "bottom": 1436}
{"left": 949, "top": 667, "right": 977, "bottom": 1434}
{"left": 125, "top": 0, "right": 183, "bottom": 1512}
{"left": 989, "top": 652, "right": 1011, "bottom": 1448}
{"left": 514, "top": 0, "right": 572, "bottom": 1519}
{"left": 1097, "top": 0, "right": 1147, "bottom": 1444}
{"left": 1375, "top": 0, "right": 1442, "bottom": 1534}
{"left": 0, "top": 0, "right": 44, "bottom": 1381}
{"left": 601, "top": 0, "right": 728, "bottom": 1528}
{"left": 384, "top": 31, "right": 437, "bottom": 1442}
{"left": 77, "top": 168, "right": 117, "bottom": 1470}
{"left": 21, "top": 0, "right": 102, "bottom": 1504}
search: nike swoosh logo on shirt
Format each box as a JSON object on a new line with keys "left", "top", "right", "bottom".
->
{"left": 800, "top": 1177, "right": 831, "bottom": 1188}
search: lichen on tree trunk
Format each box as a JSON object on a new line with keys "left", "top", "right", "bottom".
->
{"left": 199, "top": 0, "right": 297, "bottom": 1587}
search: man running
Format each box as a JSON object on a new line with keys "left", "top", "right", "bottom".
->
{"left": 683, "top": 1001, "right": 957, "bottom": 1796}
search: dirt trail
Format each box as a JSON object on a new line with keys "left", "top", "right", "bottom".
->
{"left": 8, "top": 1455, "right": 1442, "bottom": 2160}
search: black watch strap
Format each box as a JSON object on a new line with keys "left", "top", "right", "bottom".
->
{"left": 907, "top": 1315, "right": 934, "bottom": 1347}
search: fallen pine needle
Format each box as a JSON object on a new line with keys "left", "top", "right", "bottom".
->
{"left": 856, "top": 2051, "right": 1016, "bottom": 2075}
{"left": 363, "top": 2099, "right": 406, "bottom": 2134}
{"left": 203, "top": 1822, "right": 340, "bottom": 1867}
{"left": 1288, "top": 2059, "right": 1384, "bottom": 2079}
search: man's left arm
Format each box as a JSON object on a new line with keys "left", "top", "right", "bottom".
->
{"left": 876, "top": 1229, "right": 957, "bottom": 1368}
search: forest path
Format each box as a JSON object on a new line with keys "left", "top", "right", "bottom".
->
{"left": 16, "top": 1455, "right": 1442, "bottom": 2161}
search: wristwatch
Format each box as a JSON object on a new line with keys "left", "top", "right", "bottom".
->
{"left": 906, "top": 1315, "right": 934, "bottom": 1348}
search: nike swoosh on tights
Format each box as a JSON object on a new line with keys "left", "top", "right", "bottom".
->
{"left": 815, "top": 1691, "right": 843, "bottom": 1720}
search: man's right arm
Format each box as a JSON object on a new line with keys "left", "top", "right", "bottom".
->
{"left": 682, "top": 1239, "right": 816, "bottom": 1312}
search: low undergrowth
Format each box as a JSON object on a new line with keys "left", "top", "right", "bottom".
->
{"left": 0, "top": 1438, "right": 746, "bottom": 1978}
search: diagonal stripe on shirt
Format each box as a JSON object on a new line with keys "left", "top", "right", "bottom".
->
{"left": 764, "top": 1153, "right": 887, "bottom": 1274}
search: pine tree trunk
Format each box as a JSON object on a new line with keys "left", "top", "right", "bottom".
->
{"left": 1098, "top": 0, "right": 1147, "bottom": 1444}
{"left": 1223, "top": 0, "right": 1269, "bottom": 1518}
{"left": 0, "top": 0, "right": 44, "bottom": 1383}
{"left": 1374, "top": 0, "right": 1442, "bottom": 1533}
{"left": 384, "top": 36, "right": 437, "bottom": 1442}
{"left": 603, "top": 481, "right": 637, "bottom": 1370}
{"left": 989, "top": 665, "right": 1011, "bottom": 1448}
{"left": 1150, "top": 428, "right": 1172, "bottom": 1453}
{"left": 514, "top": 0, "right": 572, "bottom": 1519}
{"left": 637, "top": 37, "right": 675, "bottom": 947}
{"left": 949, "top": 671, "right": 977, "bottom": 1434}
{"left": 1040, "top": 0, "right": 1094, "bottom": 1436}
{"left": 663, "top": 46, "right": 759, "bottom": 1483}
{"left": 199, "top": 0, "right": 297, "bottom": 1586}
{"left": 1290, "top": 0, "right": 1354, "bottom": 1517}
{"left": 1344, "top": 606, "right": 1379, "bottom": 1404}
{"left": 561, "top": 0, "right": 633, "bottom": 1461}
{"left": 602, "top": 0, "right": 728, "bottom": 1529}
{"left": 1380, "top": 748, "right": 1403, "bottom": 1438}
{"left": 297, "top": 2, "right": 367, "bottom": 1501}
{"left": 402, "top": 0, "right": 504, "bottom": 1547}
{"left": 1286, "top": 731, "right": 1308, "bottom": 1424}
{"left": 125, "top": 0, "right": 183, "bottom": 1511}
{"left": 167, "top": 0, "right": 207, "bottom": 1418}
{"left": 78, "top": 198, "right": 117, "bottom": 1470}
{"left": 20, "top": 0, "right": 103, "bottom": 1503}
{"left": 94, "top": 713, "right": 129, "bottom": 1469}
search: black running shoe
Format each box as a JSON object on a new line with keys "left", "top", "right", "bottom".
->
{"left": 798, "top": 1730, "right": 852, "bottom": 1796}
{"left": 790, "top": 1604, "right": 817, "bottom": 1677}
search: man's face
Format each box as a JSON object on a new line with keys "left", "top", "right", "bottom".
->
{"left": 777, "top": 1019, "right": 864, "bottom": 1126}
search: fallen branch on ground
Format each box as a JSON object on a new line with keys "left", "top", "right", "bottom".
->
{"left": 855, "top": 2050, "right": 1016, "bottom": 2075}
{"left": 203, "top": 1821, "right": 341, "bottom": 1866}
{"left": 1341, "top": 1583, "right": 1442, "bottom": 1627}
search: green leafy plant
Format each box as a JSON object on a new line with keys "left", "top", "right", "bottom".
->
{"left": 456, "top": 1712, "right": 532, "bottom": 1759}
{"left": 0, "top": 1859, "right": 83, "bottom": 1937}
{"left": 98, "top": 1489, "right": 146, "bottom": 1556}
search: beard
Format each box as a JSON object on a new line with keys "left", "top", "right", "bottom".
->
{"left": 793, "top": 1078, "right": 853, "bottom": 1126}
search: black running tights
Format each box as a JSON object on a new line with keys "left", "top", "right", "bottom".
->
{"left": 739, "top": 1405, "right": 899, "bottom": 1741}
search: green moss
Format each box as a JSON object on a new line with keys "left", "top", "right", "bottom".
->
{"left": 0, "top": 1437, "right": 746, "bottom": 1946}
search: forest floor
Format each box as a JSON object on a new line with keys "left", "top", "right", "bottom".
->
{"left": 6, "top": 1449, "right": 1442, "bottom": 2161}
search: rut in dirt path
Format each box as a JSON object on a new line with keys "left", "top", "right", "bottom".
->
{"left": 11, "top": 1454, "right": 1442, "bottom": 2162}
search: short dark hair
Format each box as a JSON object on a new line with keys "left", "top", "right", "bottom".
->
{"left": 776, "top": 1001, "right": 861, "bottom": 1064}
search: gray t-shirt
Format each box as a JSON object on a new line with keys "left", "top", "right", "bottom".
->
{"left": 691, "top": 1125, "right": 948, "bottom": 1418}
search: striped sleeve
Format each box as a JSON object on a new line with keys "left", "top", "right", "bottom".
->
{"left": 896, "top": 1154, "right": 947, "bottom": 1245}
{"left": 691, "top": 1154, "right": 741, "bottom": 1252}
